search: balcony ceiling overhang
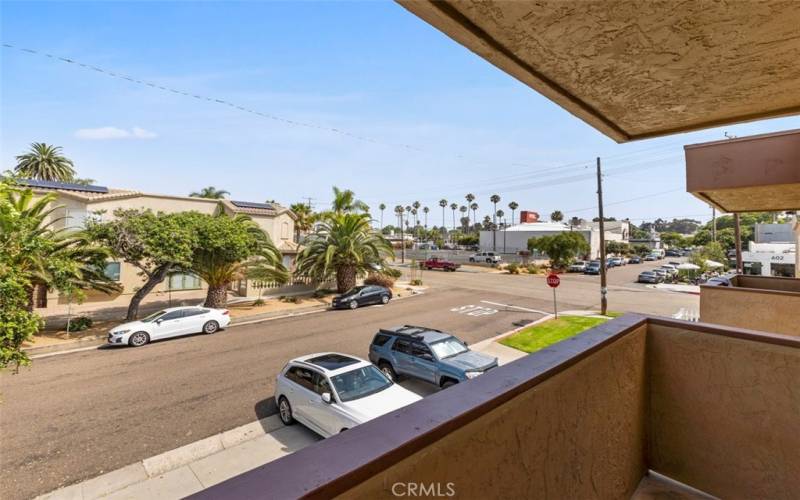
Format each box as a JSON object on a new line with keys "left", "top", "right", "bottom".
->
{"left": 397, "top": 1, "right": 800, "bottom": 143}
{"left": 685, "top": 129, "right": 800, "bottom": 213}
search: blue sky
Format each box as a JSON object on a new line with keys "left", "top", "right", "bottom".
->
{"left": 2, "top": 1, "right": 799, "bottom": 226}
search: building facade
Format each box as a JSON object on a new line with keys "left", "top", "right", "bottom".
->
{"left": 478, "top": 220, "right": 629, "bottom": 259}
{"left": 742, "top": 223, "right": 796, "bottom": 277}
{"left": 24, "top": 179, "right": 299, "bottom": 319}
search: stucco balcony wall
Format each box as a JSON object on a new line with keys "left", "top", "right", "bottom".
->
{"left": 700, "top": 275, "right": 800, "bottom": 337}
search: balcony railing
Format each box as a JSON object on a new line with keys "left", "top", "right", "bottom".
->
{"left": 190, "top": 314, "right": 800, "bottom": 500}
{"left": 700, "top": 274, "right": 800, "bottom": 337}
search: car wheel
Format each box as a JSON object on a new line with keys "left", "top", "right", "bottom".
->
{"left": 378, "top": 361, "right": 397, "bottom": 381}
{"left": 128, "top": 331, "right": 150, "bottom": 347}
{"left": 441, "top": 379, "right": 457, "bottom": 389}
{"left": 278, "top": 397, "right": 295, "bottom": 425}
{"left": 349, "top": 300, "right": 358, "bottom": 310}
{"left": 202, "top": 320, "right": 219, "bottom": 334}
{"left": 381, "top": 294, "right": 390, "bottom": 304}
{"left": 469, "top": 258, "right": 475, "bottom": 262}
{"left": 486, "top": 258, "right": 492, "bottom": 263}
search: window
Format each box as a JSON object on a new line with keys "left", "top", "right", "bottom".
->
{"left": 430, "top": 337, "right": 469, "bottom": 359}
{"left": 281, "top": 221, "right": 290, "bottom": 240}
{"left": 181, "top": 308, "right": 206, "bottom": 318}
{"left": 168, "top": 273, "right": 201, "bottom": 290}
{"left": 103, "top": 262, "right": 121, "bottom": 281}
{"left": 141, "top": 310, "right": 167, "bottom": 323}
{"left": 392, "top": 339, "right": 412, "bottom": 354}
{"left": 743, "top": 262, "right": 762, "bottom": 276}
{"left": 287, "top": 366, "right": 316, "bottom": 392}
{"left": 160, "top": 310, "right": 183, "bottom": 321}
{"left": 64, "top": 208, "right": 88, "bottom": 230}
{"left": 330, "top": 366, "right": 392, "bottom": 402}
{"left": 411, "top": 342, "right": 433, "bottom": 360}
{"left": 372, "top": 334, "right": 391, "bottom": 346}
{"left": 314, "top": 373, "right": 332, "bottom": 396}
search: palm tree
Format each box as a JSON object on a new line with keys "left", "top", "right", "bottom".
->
{"left": 551, "top": 210, "right": 564, "bottom": 222}
{"left": 439, "top": 199, "right": 448, "bottom": 233}
{"left": 423, "top": 206, "right": 429, "bottom": 228}
{"left": 490, "top": 194, "right": 501, "bottom": 251}
{"left": 295, "top": 213, "right": 393, "bottom": 293}
{"left": 331, "top": 186, "right": 369, "bottom": 214}
{"left": 1, "top": 187, "right": 120, "bottom": 311}
{"left": 14, "top": 143, "right": 76, "bottom": 181}
{"left": 192, "top": 213, "right": 288, "bottom": 308}
{"left": 459, "top": 205, "right": 468, "bottom": 231}
{"left": 470, "top": 203, "right": 479, "bottom": 229}
{"left": 508, "top": 201, "right": 519, "bottom": 225}
{"left": 460, "top": 216, "right": 470, "bottom": 232}
{"left": 289, "top": 202, "right": 315, "bottom": 243}
{"left": 497, "top": 210, "right": 506, "bottom": 252}
{"left": 378, "top": 203, "right": 386, "bottom": 229}
{"left": 394, "top": 205, "right": 406, "bottom": 262}
{"left": 189, "top": 186, "right": 229, "bottom": 199}
{"left": 449, "top": 203, "right": 458, "bottom": 232}
{"left": 569, "top": 216, "right": 584, "bottom": 230}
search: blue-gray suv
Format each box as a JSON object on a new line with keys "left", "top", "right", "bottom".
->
{"left": 368, "top": 325, "right": 498, "bottom": 388}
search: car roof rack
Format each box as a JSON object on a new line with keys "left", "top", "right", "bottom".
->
{"left": 379, "top": 325, "right": 444, "bottom": 338}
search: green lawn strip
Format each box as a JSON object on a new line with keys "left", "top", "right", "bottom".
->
{"left": 500, "top": 315, "right": 610, "bottom": 353}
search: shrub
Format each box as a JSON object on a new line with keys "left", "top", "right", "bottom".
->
{"left": 67, "top": 316, "right": 93, "bottom": 332}
{"left": 506, "top": 263, "right": 520, "bottom": 274}
{"left": 280, "top": 296, "right": 301, "bottom": 304}
{"left": 382, "top": 267, "right": 402, "bottom": 279}
{"left": 252, "top": 298, "right": 265, "bottom": 306}
{"left": 527, "top": 264, "right": 541, "bottom": 274}
{"left": 364, "top": 273, "right": 395, "bottom": 288}
{"left": 410, "top": 279, "right": 423, "bottom": 286}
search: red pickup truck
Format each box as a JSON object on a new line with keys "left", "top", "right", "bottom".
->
{"left": 422, "top": 257, "right": 460, "bottom": 272}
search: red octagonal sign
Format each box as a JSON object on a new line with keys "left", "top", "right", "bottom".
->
{"left": 546, "top": 273, "right": 560, "bottom": 288}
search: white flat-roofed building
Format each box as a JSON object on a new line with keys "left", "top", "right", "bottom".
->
{"left": 479, "top": 220, "right": 628, "bottom": 259}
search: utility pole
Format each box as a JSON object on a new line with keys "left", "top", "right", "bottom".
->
{"left": 734, "top": 213, "right": 743, "bottom": 273}
{"left": 596, "top": 157, "right": 608, "bottom": 315}
{"left": 712, "top": 207, "right": 717, "bottom": 242}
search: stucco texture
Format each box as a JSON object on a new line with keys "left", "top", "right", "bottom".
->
{"left": 399, "top": 0, "right": 800, "bottom": 142}
{"left": 700, "top": 286, "right": 800, "bottom": 337}
{"left": 338, "top": 327, "right": 648, "bottom": 500}
{"left": 647, "top": 323, "right": 800, "bottom": 499}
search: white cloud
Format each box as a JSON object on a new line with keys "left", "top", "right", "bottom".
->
{"left": 75, "top": 126, "right": 157, "bottom": 140}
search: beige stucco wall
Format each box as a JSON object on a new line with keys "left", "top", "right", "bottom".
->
{"left": 700, "top": 286, "right": 800, "bottom": 337}
{"left": 647, "top": 323, "right": 800, "bottom": 499}
{"left": 339, "top": 326, "right": 648, "bottom": 500}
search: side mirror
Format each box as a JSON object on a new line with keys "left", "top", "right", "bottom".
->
{"left": 321, "top": 392, "right": 332, "bottom": 404}
{"left": 156, "top": 319, "right": 163, "bottom": 325}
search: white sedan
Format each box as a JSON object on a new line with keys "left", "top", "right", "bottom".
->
{"left": 107, "top": 306, "right": 231, "bottom": 347}
{"left": 275, "top": 353, "right": 422, "bottom": 438}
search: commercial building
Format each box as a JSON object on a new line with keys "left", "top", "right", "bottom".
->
{"left": 741, "top": 223, "right": 797, "bottom": 277}
{"left": 24, "top": 179, "right": 299, "bottom": 319}
{"left": 479, "top": 220, "right": 629, "bottom": 259}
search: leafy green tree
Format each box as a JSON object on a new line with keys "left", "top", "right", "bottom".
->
{"left": 14, "top": 143, "right": 76, "bottom": 181}
{"left": 189, "top": 186, "right": 229, "bottom": 199}
{"left": 528, "top": 232, "right": 590, "bottom": 269}
{"left": 190, "top": 213, "right": 288, "bottom": 308}
{"left": 550, "top": 210, "right": 564, "bottom": 222}
{"left": 295, "top": 212, "right": 393, "bottom": 293}
{"left": 690, "top": 241, "right": 728, "bottom": 272}
{"left": 606, "top": 241, "right": 631, "bottom": 255}
{"left": 289, "top": 202, "right": 316, "bottom": 243}
{"left": 660, "top": 232, "right": 688, "bottom": 249}
{"left": 87, "top": 209, "right": 199, "bottom": 319}
{"left": 632, "top": 244, "right": 650, "bottom": 257}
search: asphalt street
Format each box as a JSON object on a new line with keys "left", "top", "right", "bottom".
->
{"left": 0, "top": 264, "right": 697, "bottom": 499}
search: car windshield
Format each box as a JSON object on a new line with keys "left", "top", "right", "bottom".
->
{"left": 141, "top": 310, "right": 167, "bottom": 323}
{"left": 341, "top": 286, "right": 366, "bottom": 297}
{"left": 330, "top": 365, "right": 392, "bottom": 402}
{"left": 429, "top": 337, "right": 468, "bottom": 359}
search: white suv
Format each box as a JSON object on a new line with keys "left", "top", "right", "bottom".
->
{"left": 469, "top": 251, "right": 502, "bottom": 264}
{"left": 275, "top": 353, "right": 421, "bottom": 438}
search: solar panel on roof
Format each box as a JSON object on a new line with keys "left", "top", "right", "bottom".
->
{"left": 230, "top": 200, "right": 274, "bottom": 210}
{"left": 17, "top": 178, "right": 109, "bottom": 194}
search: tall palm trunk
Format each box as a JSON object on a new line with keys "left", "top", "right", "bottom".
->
{"left": 204, "top": 284, "right": 228, "bottom": 308}
{"left": 336, "top": 265, "right": 357, "bottom": 293}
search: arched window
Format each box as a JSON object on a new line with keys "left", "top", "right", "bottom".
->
{"left": 281, "top": 221, "right": 290, "bottom": 240}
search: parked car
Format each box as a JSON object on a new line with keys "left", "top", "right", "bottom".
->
{"left": 422, "top": 256, "right": 460, "bottom": 272}
{"left": 651, "top": 268, "right": 669, "bottom": 280}
{"left": 274, "top": 353, "right": 422, "bottom": 438}
{"left": 568, "top": 260, "right": 587, "bottom": 273}
{"left": 331, "top": 285, "right": 392, "bottom": 310}
{"left": 660, "top": 264, "right": 679, "bottom": 276}
{"left": 643, "top": 254, "right": 658, "bottom": 261}
{"left": 584, "top": 261, "right": 602, "bottom": 275}
{"left": 469, "top": 252, "right": 502, "bottom": 264}
{"left": 368, "top": 325, "right": 498, "bottom": 388}
{"left": 628, "top": 256, "right": 642, "bottom": 264}
{"left": 608, "top": 257, "right": 623, "bottom": 267}
{"left": 637, "top": 271, "right": 660, "bottom": 284}
{"left": 665, "top": 249, "right": 682, "bottom": 257}
{"left": 107, "top": 306, "right": 230, "bottom": 347}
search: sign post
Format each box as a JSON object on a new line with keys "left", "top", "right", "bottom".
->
{"left": 546, "top": 273, "right": 560, "bottom": 319}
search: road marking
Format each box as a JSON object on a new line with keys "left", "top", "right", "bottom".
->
{"left": 29, "top": 344, "right": 102, "bottom": 359}
{"left": 480, "top": 300, "right": 549, "bottom": 315}
{"left": 450, "top": 305, "right": 498, "bottom": 316}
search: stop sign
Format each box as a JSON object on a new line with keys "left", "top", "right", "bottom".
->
{"left": 546, "top": 273, "right": 560, "bottom": 288}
